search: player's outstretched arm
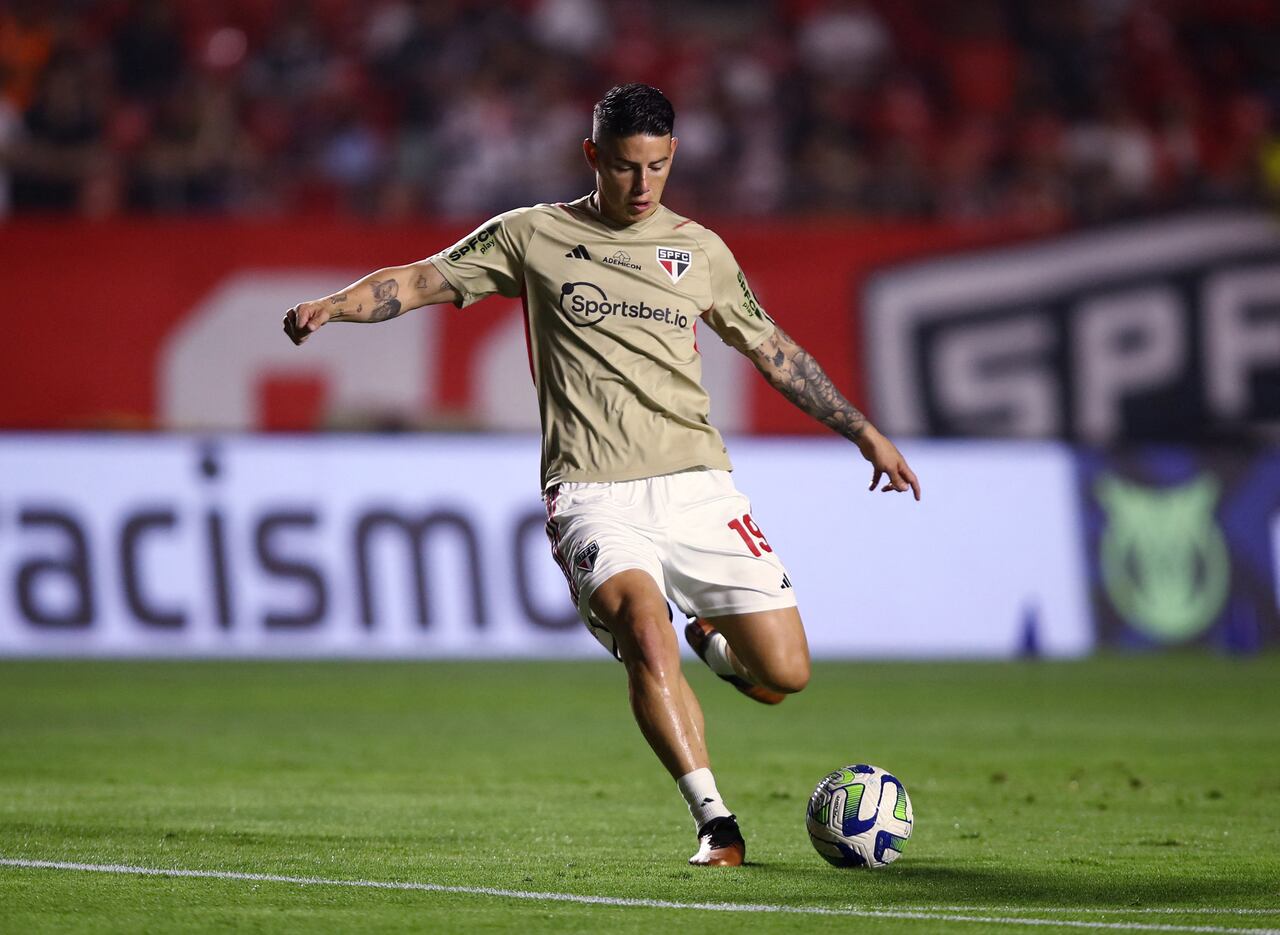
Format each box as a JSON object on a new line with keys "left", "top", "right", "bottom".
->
{"left": 746, "top": 325, "right": 921, "bottom": 500}
{"left": 283, "top": 260, "right": 461, "bottom": 345}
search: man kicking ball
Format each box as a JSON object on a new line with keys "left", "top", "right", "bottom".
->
{"left": 283, "top": 83, "right": 920, "bottom": 866}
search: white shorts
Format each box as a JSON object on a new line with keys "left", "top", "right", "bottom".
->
{"left": 543, "top": 469, "right": 797, "bottom": 659}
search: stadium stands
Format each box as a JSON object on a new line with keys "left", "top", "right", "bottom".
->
{"left": 0, "top": 0, "right": 1276, "bottom": 222}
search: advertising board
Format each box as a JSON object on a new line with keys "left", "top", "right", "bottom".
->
{"left": 864, "top": 212, "right": 1280, "bottom": 443}
{"left": 1076, "top": 447, "right": 1280, "bottom": 650}
{"left": 0, "top": 435, "right": 1093, "bottom": 659}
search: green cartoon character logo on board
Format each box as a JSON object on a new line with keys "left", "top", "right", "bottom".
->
{"left": 1095, "top": 473, "right": 1230, "bottom": 642}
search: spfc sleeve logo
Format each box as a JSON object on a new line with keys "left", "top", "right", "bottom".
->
{"left": 657, "top": 247, "right": 692, "bottom": 285}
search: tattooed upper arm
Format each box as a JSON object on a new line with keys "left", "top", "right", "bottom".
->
{"left": 410, "top": 261, "right": 462, "bottom": 307}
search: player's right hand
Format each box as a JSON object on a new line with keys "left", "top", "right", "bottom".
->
{"left": 283, "top": 301, "right": 329, "bottom": 345}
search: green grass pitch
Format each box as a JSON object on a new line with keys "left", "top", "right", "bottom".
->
{"left": 1, "top": 655, "right": 1278, "bottom": 933}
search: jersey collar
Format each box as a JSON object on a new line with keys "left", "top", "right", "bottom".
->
{"left": 579, "top": 192, "right": 669, "bottom": 235}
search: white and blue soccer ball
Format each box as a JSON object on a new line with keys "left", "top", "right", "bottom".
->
{"left": 806, "top": 764, "right": 913, "bottom": 868}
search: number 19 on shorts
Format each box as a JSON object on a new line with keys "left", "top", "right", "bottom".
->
{"left": 728, "top": 513, "right": 772, "bottom": 556}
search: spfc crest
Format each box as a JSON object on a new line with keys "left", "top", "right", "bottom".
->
{"left": 574, "top": 541, "right": 599, "bottom": 573}
{"left": 657, "top": 247, "right": 692, "bottom": 284}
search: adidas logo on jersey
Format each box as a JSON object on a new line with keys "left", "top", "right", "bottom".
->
{"left": 781, "top": 574, "right": 792, "bottom": 589}
{"left": 566, "top": 244, "right": 591, "bottom": 260}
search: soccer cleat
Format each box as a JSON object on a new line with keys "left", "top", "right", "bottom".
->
{"left": 688, "top": 814, "right": 746, "bottom": 866}
{"left": 684, "top": 619, "right": 785, "bottom": 705}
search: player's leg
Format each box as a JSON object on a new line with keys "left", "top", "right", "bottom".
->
{"left": 589, "top": 568, "right": 745, "bottom": 866}
{"left": 589, "top": 568, "right": 707, "bottom": 779}
{"left": 701, "top": 605, "right": 810, "bottom": 695}
{"left": 545, "top": 479, "right": 744, "bottom": 865}
{"left": 546, "top": 483, "right": 717, "bottom": 781}
{"left": 664, "top": 470, "right": 806, "bottom": 702}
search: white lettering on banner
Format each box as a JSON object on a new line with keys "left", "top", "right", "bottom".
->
{"left": 934, "top": 316, "right": 1058, "bottom": 435}
{"left": 159, "top": 273, "right": 440, "bottom": 430}
{"left": 1073, "top": 287, "right": 1185, "bottom": 442}
{"left": 865, "top": 212, "right": 1280, "bottom": 441}
{"left": 1203, "top": 265, "right": 1280, "bottom": 420}
{"left": 0, "top": 436, "right": 1093, "bottom": 659}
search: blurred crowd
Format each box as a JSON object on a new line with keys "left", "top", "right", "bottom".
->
{"left": 2, "top": 0, "right": 1278, "bottom": 225}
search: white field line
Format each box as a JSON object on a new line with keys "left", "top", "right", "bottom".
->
{"left": 1, "top": 857, "right": 1277, "bottom": 935}
{"left": 922, "top": 909, "right": 1280, "bottom": 917}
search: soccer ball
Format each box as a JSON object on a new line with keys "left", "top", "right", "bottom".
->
{"left": 806, "top": 764, "right": 913, "bottom": 867}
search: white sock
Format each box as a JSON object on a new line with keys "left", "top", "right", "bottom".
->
{"left": 677, "top": 767, "right": 732, "bottom": 830}
{"left": 700, "top": 628, "right": 738, "bottom": 677}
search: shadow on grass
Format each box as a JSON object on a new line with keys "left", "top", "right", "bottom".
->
{"left": 740, "top": 860, "right": 1279, "bottom": 909}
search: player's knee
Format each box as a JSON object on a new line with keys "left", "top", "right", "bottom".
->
{"left": 757, "top": 657, "right": 810, "bottom": 694}
{"left": 614, "top": 609, "right": 679, "bottom": 677}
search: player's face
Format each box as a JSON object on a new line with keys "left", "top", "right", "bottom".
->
{"left": 584, "top": 134, "right": 678, "bottom": 225}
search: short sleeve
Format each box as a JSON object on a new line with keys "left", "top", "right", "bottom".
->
{"left": 428, "top": 209, "right": 534, "bottom": 308}
{"left": 699, "top": 232, "right": 776, "bottom": 352}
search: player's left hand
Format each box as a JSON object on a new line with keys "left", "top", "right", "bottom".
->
{"left": 856, "top": 426, "right": 921, "bottom": 501}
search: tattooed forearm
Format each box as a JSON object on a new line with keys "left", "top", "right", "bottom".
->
{"left": 327, "top": 303, "right": 362, "bottom": 322}
{"left": 366, "top": 279, "right": 404, "bottom": 322}
{"left": 369, "top": 299, "right": 402, "bottom": 321}
{"left": 751, "top": 327, "right": 868, "bottom": 440}
{"left": 326, "top": 278, "right": 404, "bottom": 323}
{"left": 315, "top": 265, "right": 447, "bottom": 328}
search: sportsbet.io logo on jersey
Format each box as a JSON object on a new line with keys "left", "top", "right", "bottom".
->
{"left": 558, "top": 281, "right": 690, "bottom": 330}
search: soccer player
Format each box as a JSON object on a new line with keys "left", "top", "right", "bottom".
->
{"left": 283, "top": 84, "right": 920, "bottom": 867}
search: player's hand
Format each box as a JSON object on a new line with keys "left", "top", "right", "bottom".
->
{"left": 283, "top": 301, "right": 330, "bottom": 345}
{"left": 856, "top": 425, "right": 921, "bottom": 501}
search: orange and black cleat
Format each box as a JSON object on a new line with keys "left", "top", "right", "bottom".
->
{"left": 688, "top": 814, "right": 746, "bottom": 867}
{"left": 684, "top": 619, "right": 785, "bottom": 705}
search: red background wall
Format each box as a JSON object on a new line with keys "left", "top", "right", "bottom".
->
{"left": 1, "top": 218, "right": 1012, "bottom": 431}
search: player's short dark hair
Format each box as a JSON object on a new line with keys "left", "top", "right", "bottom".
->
{"left": 592, "top": 84, "right": 675, "bottom": 141}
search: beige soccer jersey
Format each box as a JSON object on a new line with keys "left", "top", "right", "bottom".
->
{"left": 430, "top": 193, "right": 776, "bottom": 489}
